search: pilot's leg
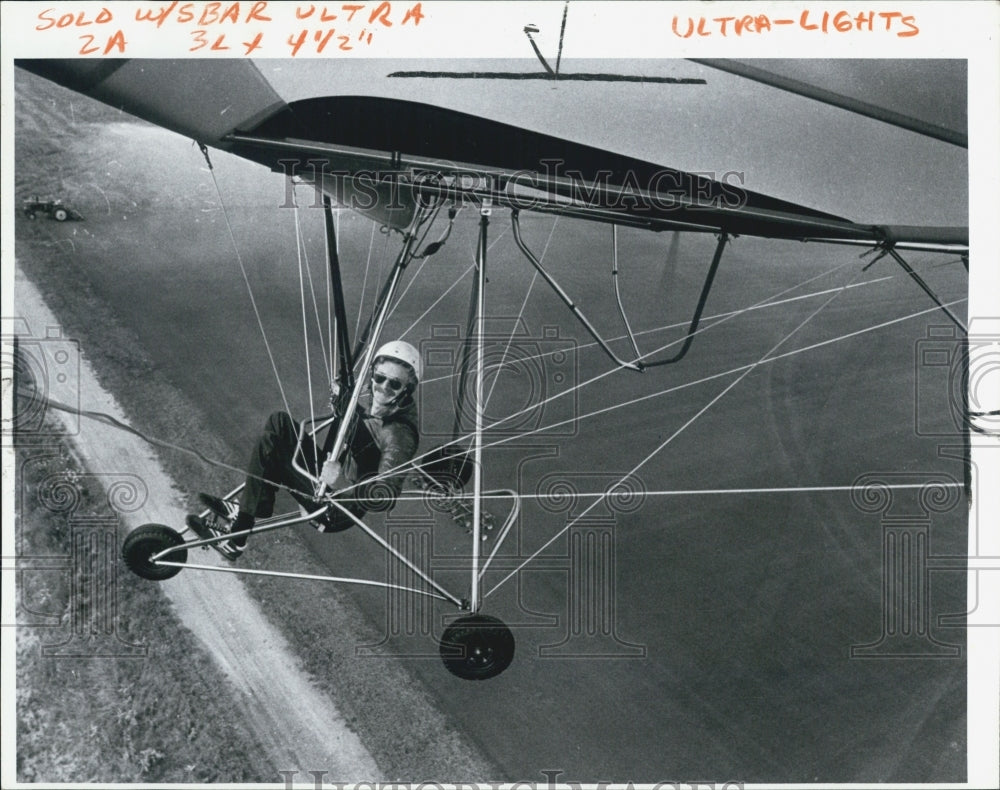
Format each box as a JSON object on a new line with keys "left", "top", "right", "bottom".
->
{"left": 235, "top": 411, "right": 322, "bottom": 545}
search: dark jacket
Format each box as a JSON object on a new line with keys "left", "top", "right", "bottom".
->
{"left": 342, "top": 385, "right": 419, "bottom": 503}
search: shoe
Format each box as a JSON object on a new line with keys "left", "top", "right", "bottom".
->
{"left": 186, "top": 507, "right": 244, "bottom": 562}
{"left": 214, "top": 537, "right": 244, "bottom": 561}
{"left": 197, "top": 492, "right": 240, "bottom": 523}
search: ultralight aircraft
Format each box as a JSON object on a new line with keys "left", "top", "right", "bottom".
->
{"left": 17, "top": 56, "right": 972, "bottom": 681}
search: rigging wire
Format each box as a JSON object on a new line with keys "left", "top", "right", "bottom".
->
{"left": 293, "top": 201, "right": 335, "bottom": 387}
{"left": 327, "top": 208, "right": 335, "bottom": 383}
{"left": 478, "top": 296, "right": 969, "bottom": 450}
{"left": 464, "top": 255, "right": 862, "bottom": 437}
{"left": 347, "top": 204, "right": 444, "bottom": 379}
{"left": 347, "top": 211, "right": 437, "bottom": 379}
{"left": 419, "top": 274, "right": 896, "bottom": 386}
{"left": 294, "top": 204, "right": 321, "bottom": 474}
{"left": 200, "top": 144, "right": 292, "bottom": 417}
{"left": 384, "top": 203, "right": 445, "bottom": 320}
{"left": 20, "top": 394, "right": 315, "bottom": 500}
{"left": 483, "top": 263, "right": 876, "bottom": 598}
{"left": 482, "top": 217, "right": 559, "bottom": 413}
{"left": 342, "top": 480, "right": 966, "bottom": 505}
{"left": 399, "top": 262, "right": 477, "bottom": 339}
{"left": 295, "top": 198, "right": 334, "bottom": 382}
{"left": 322, "top": 273, "right": 968, "bottom": 512}
{"left": 397, "top": 218, "right": 514, "bottom": 342}
{"left": 353, "top": 219, "right": 383, "bottom": 343}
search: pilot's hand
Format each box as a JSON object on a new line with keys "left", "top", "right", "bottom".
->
{"left": 320, "top": 458, "right": 342, "bottom": 487}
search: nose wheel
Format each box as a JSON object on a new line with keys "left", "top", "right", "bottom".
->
{"left": 121, "top": 523, "right": 187, "bottom": 580}
{"left": 439, "top": 614, "right": 515, "bottom": 680}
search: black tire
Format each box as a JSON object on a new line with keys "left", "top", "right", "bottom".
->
{"left": 25, "top": 211, "right": 36, "bottom": 220}
{"left": 122, "top": 523, "right": 186, "bottom": 580}
{"left": 53, "top": 208, "right": 68, "bottom": 222}
{"left": 440, "top": 614, "right": 515, "bottom": 680}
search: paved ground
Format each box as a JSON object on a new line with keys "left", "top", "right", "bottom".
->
{"left": 12, "top": 67, "right": 971, "bottom": 783}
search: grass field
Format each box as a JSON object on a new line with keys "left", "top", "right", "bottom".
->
{"left": 13, "top": 429, "right": 275, "bottom": 783}
{"left": 13, "top": 67, "right": 499, "bottom": 784}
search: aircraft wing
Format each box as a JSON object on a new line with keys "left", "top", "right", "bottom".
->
{"left": 18, "top": 58, "right": 967, "bottom": 247}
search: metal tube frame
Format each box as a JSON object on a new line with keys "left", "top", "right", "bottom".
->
{"left": 321, "top": 193, "right": 355, "bottom": 403}
{"left": 612, "top": 224, "right": 643, "bottom": 361}
{"left": 290, "top": 205, "right": 428, "bottom": 495}
{"left": 470, "top": 206, "right": 490, "bottom": 612}
{"left": 147, "top": 202, "right": 489, "bottom": 610}
{"left": 511, "top": 210, "right": 642, "bottom": 371}
{"left": 885, "top": 246, "right": 967, "bottom": 333}
{"left": 144, "top": 147, "right": 970, "bottom": 621}
{"left": 226, "top": 132, "right": 968, "bottom": 247}
{"left": 147, "top": 560, "right": 459, "bottom": 602}
{"left": 641, "top": 232, "right": 729, "bottom": 368}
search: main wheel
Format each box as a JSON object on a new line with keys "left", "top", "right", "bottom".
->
{"left": 122, "top": 523, "right": 187, "bottom": 580}
{"left": 53, "top": 208, "right": 68, "bottom": 221}
{"left": 440, "top": 614, "right": 515, "bottom": 680}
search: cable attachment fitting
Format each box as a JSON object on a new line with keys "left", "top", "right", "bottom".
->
{"left": 860, "top": 242, "right": 892, "bottom": 271}
{"left": 196, "top": 141, "right": 213, "bottom": 170}
{"left": 416, "top": 204, "right": 460, "bottom": 259}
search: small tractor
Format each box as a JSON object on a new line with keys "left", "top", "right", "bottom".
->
{"left": 22, "top": 196, "right": 84, "bottom": 222}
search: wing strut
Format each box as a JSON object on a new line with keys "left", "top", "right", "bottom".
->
{"left": 513, "top": 213, "right": 731, "bottom": 371}
{"left": 322, "top": 194, "right": 355, "bottom": 393}
{"left": 469, "top": 205, "right": 490, "bottom": 613}
{"left": 882, "top": 245, "right": 967, "bottom": 333}
{"left": 612, "top": 224, "right": 643, "bottom": 361}
{"left": 452, "top": 241, "right": 484, "bottom": 442}
{"left": 312, "top": 208, "right": 428, "bottom": 497}
{"left": 640, "top": 232, "right": 730, "bottom": 368}
{"left": 511, "top": 210, "right": 643, "bottom": 371}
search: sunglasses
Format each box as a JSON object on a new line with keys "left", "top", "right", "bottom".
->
{"left": 372, "top": 371, "right": 406, "bottom": 392}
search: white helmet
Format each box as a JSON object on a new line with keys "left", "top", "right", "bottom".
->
{"left": 373, "top": 340, "right": 422, "bottom": 383}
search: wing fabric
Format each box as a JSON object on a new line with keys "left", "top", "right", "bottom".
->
{"left": 19, "top": 58, "right": 285, "bottom": 146}
{"left": 240, "top": 95, "right": 869, "bottom": 240}
{"left": 17, "top": 59, "right": 967, "bottom": 246}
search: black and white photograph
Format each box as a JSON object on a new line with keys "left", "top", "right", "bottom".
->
{"left": 2, "top": 1, "right": 998, "bottom": 787}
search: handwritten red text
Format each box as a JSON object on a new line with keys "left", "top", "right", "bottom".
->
{"left": 36, "top": 7, "right": 128, "bottom": 55}
{"left": 672, "top": 9, "right": 919, "bottom": 38}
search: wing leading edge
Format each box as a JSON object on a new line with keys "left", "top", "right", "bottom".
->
{"left": 17, "top": 59, "right": 967, "bottom": 248}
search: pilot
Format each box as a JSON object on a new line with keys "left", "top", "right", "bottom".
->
{"left": 188, "top": 340, "right": 421, "bottom": 560}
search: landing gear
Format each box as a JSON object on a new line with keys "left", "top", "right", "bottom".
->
{"left": 439, "top": 614, "right": 515, "bottom": 680}
{"left": 121, "top": 523, "right": 187, "bottom": 580}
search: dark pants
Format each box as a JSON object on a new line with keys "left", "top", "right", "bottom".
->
{"left": 239, "top": 411, "right": 367, "bottom": 532}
